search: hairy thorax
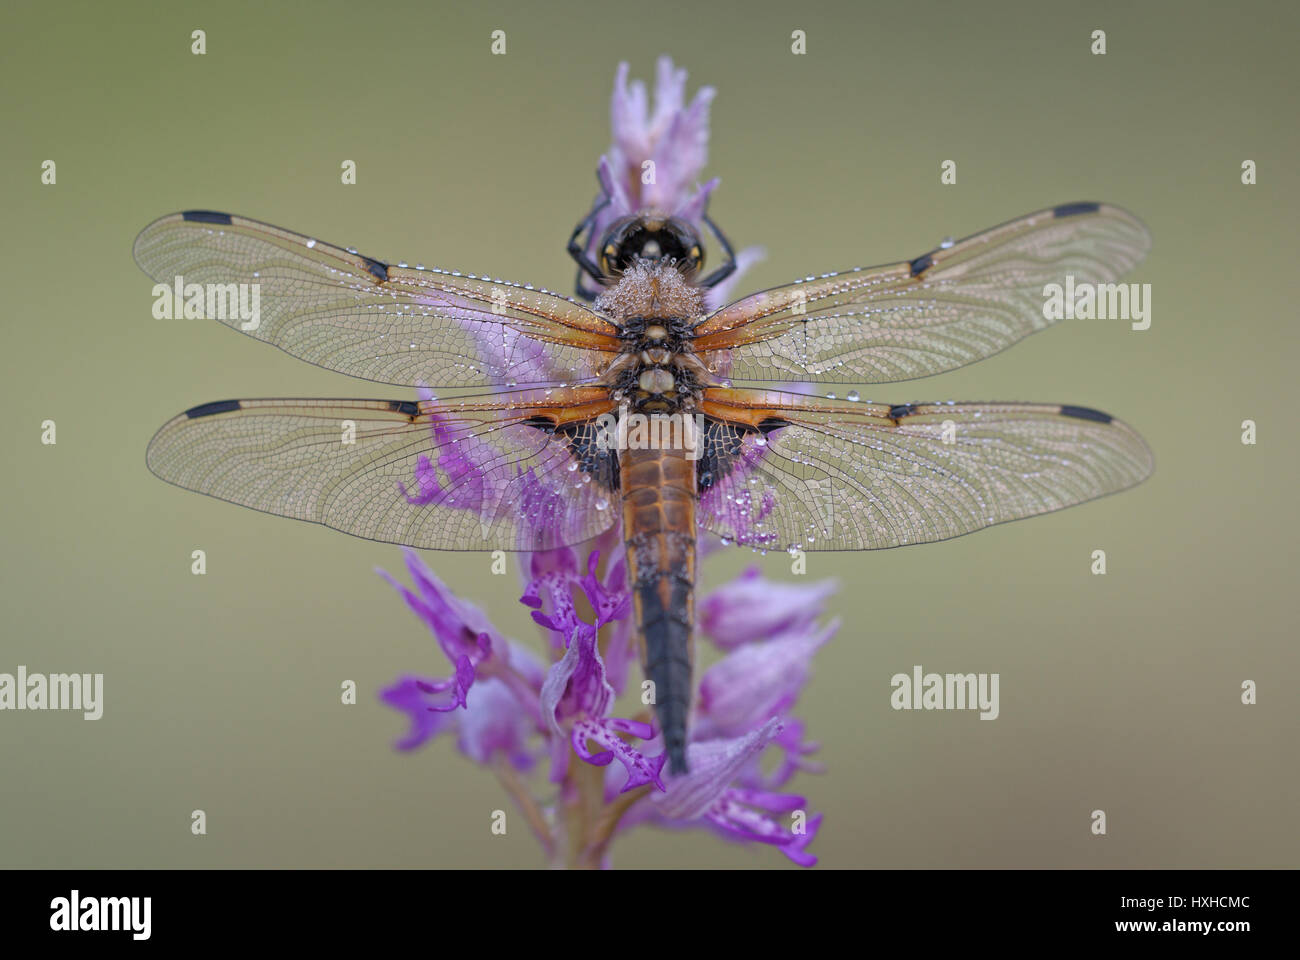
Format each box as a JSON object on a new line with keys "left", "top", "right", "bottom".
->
{"left": 596, "top": 261, "right": 714, "bottom": 415}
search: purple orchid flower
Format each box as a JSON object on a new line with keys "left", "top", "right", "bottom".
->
{"left": 378, "top": 548, "right": 547, "bottom": 769}
{"left": 539, "top": 613, "right": 667, "bottom": 793}
{"left": 380, "top": 539, "right": 833, "bottom": 867}
{"left": 699, "top": 566, "right": 840, "bottom": 649}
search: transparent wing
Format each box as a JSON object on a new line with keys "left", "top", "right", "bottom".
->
{"left": 146, "top": 390, "right": 620, "bottom": 551}
{"left": 696, "top": 389, "right": 1153, "bottom": 551}
{"left": 134, "top": 211, "right": 621, "bottom": 388}
{"left": 693, "top": 203, "right": 1150, "bottom": 383}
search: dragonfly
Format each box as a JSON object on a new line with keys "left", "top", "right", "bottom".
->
{"left": 135, "top": 198, "right": 1154, "bottom": 774}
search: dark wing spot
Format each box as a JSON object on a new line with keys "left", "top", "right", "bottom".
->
{"left": 185, "top": 399, "right": 241, "bottom": 419}
{"left": 888, "top": 403, "right": 917, "bottom": 421}
{"left": 522, "top": 414, "right": 557, "bottom": 434}
{"left": 700, "top": 419, "right": 750, "bottom": 489}
{"left": 908, "top": 252, "right": 934, "bottom": 277}
{"left": 360, "top": 256, "right": 389, "bottom": 282}
{"left": 181, "top": 210, "right": 233, "bottom": 225}
{"left": 698, "top": 416, "right": 792, "bottom": 490}
{"left": 388, "top": 400, "right": 420, "bottom": 418}
{"left": 551, "top": 419, "right": 620, "bottom": 492}
{"left": 1059, "top": 404, "right": 1113, "bottom": 424}
{"left": 1053, "top": 202, "right": 1101, "bottom": 219}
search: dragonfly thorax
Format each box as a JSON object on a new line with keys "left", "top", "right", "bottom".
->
{"left": 595, "top": 260, "right": 706, "bottom": 329}
{"left": 618, "top": 314, "right": 695, "bottom": 352}
{"left": 607, "top": 351, "right": 704, "bottom": 414}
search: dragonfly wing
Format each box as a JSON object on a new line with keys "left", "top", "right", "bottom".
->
{"left": 696, "top": 389, "right": 1153, "bottom": 551}
{"left": 134, "top": 211, "right": 621, "bottom": 388}
{"left": 694, "top": 203, "right": 1150, "bottom": 384}
{"left": 146, "top": 390, "right": 619, "bottom": 551}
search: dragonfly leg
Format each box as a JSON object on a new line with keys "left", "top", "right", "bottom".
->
{"left": 697, "top": 212, "right": 737, "bottom": 289}
{"left": 567, "top": 192, "right": 611, "bottom": 300}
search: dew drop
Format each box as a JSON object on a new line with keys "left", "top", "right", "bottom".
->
{"left": 305, "top": 238, "right": 317, "bottom": 249}
{"left": 847, "top": 390, "right": 860, "bottom": 402}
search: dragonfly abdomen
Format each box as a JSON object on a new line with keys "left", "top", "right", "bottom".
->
{"left": 620, "top": 445, "right": 697, "bottom": 775}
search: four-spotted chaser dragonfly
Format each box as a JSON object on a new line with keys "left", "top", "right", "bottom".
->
{"left": 135, "top": 198, "right": 1153, "bottom": 773}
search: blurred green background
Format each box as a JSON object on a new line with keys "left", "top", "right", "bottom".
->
{"left": 2, "top": 0, "right": 1296, "bottom": 869}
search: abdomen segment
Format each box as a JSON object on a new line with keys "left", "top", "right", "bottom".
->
{"left": 620, "top": 445, "right": 697, "bottom": 775}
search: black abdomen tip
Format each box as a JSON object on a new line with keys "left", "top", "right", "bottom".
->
{"left": 667, "top": 741, "right": 689, "bottom": 776}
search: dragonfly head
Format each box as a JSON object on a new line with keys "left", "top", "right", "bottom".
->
{"left": 598, "top": 214, "right": 704, "bottom": 279}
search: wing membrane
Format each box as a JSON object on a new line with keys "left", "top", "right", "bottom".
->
{"left": 146, "top": 391, "right": 619, "bottom": 551}
{"left": 697, "top": 389, "right": 1153, "bottom": 551}
{"left": 694, "top": 203, "right": 1150, "bottom": 383}
{"left": 134, "top": 211, "right": 621, "bottom": 388}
